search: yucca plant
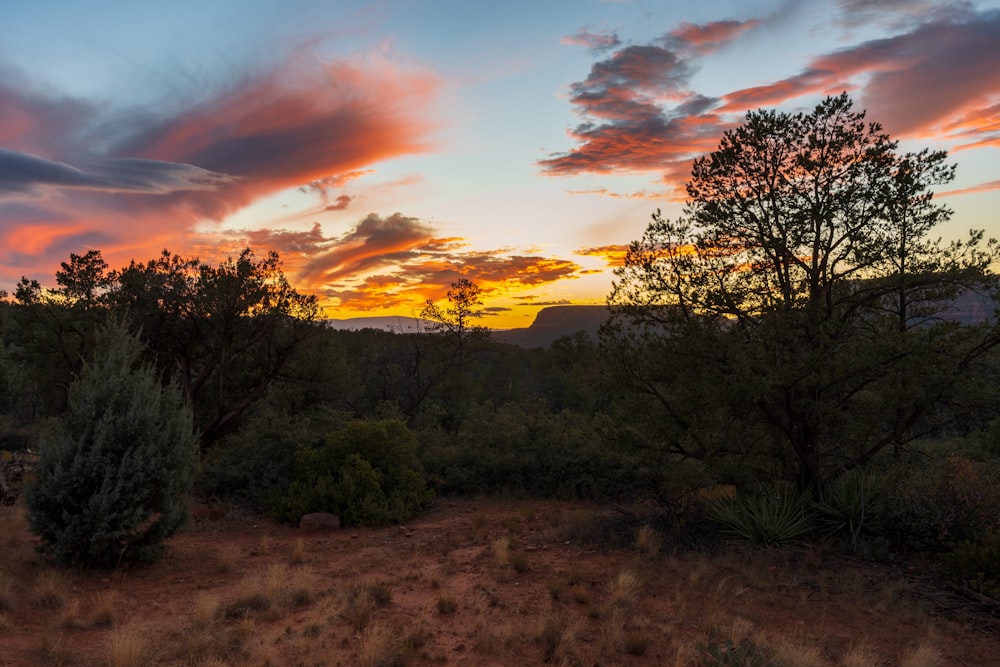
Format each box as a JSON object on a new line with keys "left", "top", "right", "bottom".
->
{"left": 705, "top": 484, "right": 813, "bottom": 548}
{"left": 811, "top": 467, "right": 884, "bottom": 552}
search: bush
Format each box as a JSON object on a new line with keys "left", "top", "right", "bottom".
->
{"left": 418, "top": 400, "right": 649, "bottom": 501}
{"left": 944, "top": 530, "right": 1000, "bottom": 599}
{"left": 875, "top": 455, "right": 1000, "bottom": 552}
{"left": 273, "top": 419, "right": 433, "bottom": 526}
{"left": 25, "top": 319, "right": 199, "bottom": 568}
{"left": 198, "top": 406, "right": 342, "bottom": 512}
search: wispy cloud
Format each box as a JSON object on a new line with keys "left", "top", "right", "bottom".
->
{"left": 722, "top": 6, "right": 1000, "bottom": 141}
{"left": 939, "top": 178, "right": 1000, "bottom": 198}
{"left": 0, "top": 148, "right": 235, "bottom": 197}
{"left": 561, "top": 28, "right": 621, "bottom": 52}
{"left": 0, "top": 49, "right": 443, "bottom": 285}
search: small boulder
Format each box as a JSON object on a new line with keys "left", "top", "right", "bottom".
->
{"left": 299, "top": 512, "right": 340, "bottom": 532}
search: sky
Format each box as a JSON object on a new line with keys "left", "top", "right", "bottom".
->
{"left": 1, "top": 0, "right": 999, "bottom": 328}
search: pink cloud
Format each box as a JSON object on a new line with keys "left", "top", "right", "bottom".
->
{"left": 721, "top": 7, "right": 1000, "bottom": 142}
{"left": 668, "top": 19, "right": 760, "bottom": 54}
{"left": 545, "top": 6, "right": 1000, "bottom": 199}
{"left": 0, "top": 50, "right": 444, "bottom": 288}
{"left": 938, "top": 179, "right": 1000, "bottom": 198}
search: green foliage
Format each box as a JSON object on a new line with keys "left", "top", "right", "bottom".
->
{"left": 705, "top": 485, "right": 814, "bottom": 548}
{"left": 605, "top": 93, "right": 998, "bottom": 490}
{"left": 876, "top": 455, "right": 1000, "bottom": 552}
{"left": 944, "top": 530, "right": 1000, "bottom": 599}
{"left": 812, "top": 468, "right": 886, "bottom": 555}
{"left": 419, "top": 400, "right": 647, "bottom": 500}
{"left": 198, "top": 406, "right": 343, "bottom": 512}
{"left": 24, "top": 319, "right": 199, "bottom": 568}
{"left": 273, "top": 419, "right": 433, "bottom": 526}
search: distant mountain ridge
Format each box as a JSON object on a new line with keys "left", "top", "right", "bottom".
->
{"left": 493, "top": 305, "right": 610, "bottom": 348}
{"left": 326, "top": 291, "right": 995, "bottom": 350}
{"left": 324, "top": 306, "right": 612, "bottom": 348}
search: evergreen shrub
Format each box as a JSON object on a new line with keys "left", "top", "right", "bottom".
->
{"left": 273, "top": 419, "right": 433, "bottom": 526}
{"left": 25, "top": 320, "right": 199, "bottom": 568}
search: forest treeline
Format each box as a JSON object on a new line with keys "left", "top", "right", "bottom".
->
{"left": 3, "top": 95, "right": 1000, "bottom": 593}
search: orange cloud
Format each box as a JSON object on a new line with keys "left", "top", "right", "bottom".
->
{"left": 567, "top": 187, "right": 676, "bottom": 201}
{"left": 201, "top": 213, "right": 584, "bottom": 317}
{"left": 575, "top": 244, "right": 630, "bottom": 267}
{"left": 0, "top": 49, "right": 443, "bottom": 288}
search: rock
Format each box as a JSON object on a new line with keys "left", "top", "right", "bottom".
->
{"left": 299, "top": 512, "right": 340, "bottom": 532}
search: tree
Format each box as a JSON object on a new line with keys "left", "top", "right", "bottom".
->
{"left": 605, "top": 94, "right": 998, "bottom": 489}
{"left": 25, "top": 318, "right": 199, "bottom": 568}
{"left": 421, "top": 278, "right": 490, "bottom": 341}
{"left": 107, "top": 248, "right": 321, "bottom": 448}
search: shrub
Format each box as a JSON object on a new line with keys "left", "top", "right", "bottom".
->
{"left": 705, "top": 485, "right": 813, "bottom": 548}
{"left": 197, "top": 407, "right": 341, "bottom": 512}
{"left": 25, "top": 319, "right": 199, "bottom": 568}
{"left": 812, "top": 467, "right": 889, "bottom": 557}
{"left": 273, "top": 419, "right": 433, "bottom": 526}
{"left": 944, "top": 529, "right": 1000, "bottom": 599}
{"left": 875, "top": 455, "right": 1000, "bottom": 552}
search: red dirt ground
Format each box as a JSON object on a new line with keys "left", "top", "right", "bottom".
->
{"left": 2, "top": 497, "right": 998, "bottom": 666}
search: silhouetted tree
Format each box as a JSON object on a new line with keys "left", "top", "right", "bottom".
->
{"left": 605, "top": 94, "right": 999, "bottom": 489}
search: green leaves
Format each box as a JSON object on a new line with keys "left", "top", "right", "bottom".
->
{"left": 704, "top": 485, "right": 814, "bottom": 548}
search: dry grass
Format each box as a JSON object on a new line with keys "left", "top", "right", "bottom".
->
{"left": 342, "top": 580, "right": 393, "bottom": 631}
{"left": 539, "top": 614, "right": 581, "bottom": 665}
{"left": 492, "top": 535, "right": 511, "bottom": 568}
{"left": 768, "top": 635, "right": 828, "bottom": 667}
{"left": 357, "top": 620, "right": 406, "bottom": 667}
{"left": 58, "top": 597, "right": 86, "bottom": 629}
{"left": 106, "top": 621, "right": 158, "bottom": 667}
{"left": 901, "top": 641, "right": 944, "bottom": 667}
{"left": 607, "top": 569, "right": 640, "bottom": 610}
{"left": 31, "top": 568, "right": 70, "bottom": 610}
{"left": 224, "top": 563, "right": 316, "bottom": 620}
{"left": 2, "top": 499, "right": 998, "bottom": 667}
{"left": 435, "top": 595, "right": 458, "bottom": 614}
{"left": 89, "top": 589, "right": 121, "bottom": 628}
{"left": 191, "top": 591, "right": 222, "bottom": 630}
{"left": 213, "top": 542, "right": 241, "bottom": 573}
{"left": 289, "top": 537, "right": 306, "bottom": 564}
{"left": 635, "top": 524, "right": 663, "bottom": 559}
{"left": 841, "top": 637, "right": 881, "bottom": 667}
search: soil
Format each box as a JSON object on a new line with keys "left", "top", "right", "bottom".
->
{"left": 2, "top": 497, "right": 998, "bottom": 666}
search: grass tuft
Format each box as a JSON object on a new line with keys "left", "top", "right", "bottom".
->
{"left": 635, "top": 524, "right": 663, "bottom": 559}
{"left": 357, "top": 620, "right": 407, "bottom": 667}
{"left": 31, "top": 568, "right": 70, "bottom": 610}
{"left": 106, "top": 621, "right": 157, "bottom": 667}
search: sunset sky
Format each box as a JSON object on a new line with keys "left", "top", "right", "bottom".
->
{"left": 2, "top": 0, "right": 999, "bottom": 328}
